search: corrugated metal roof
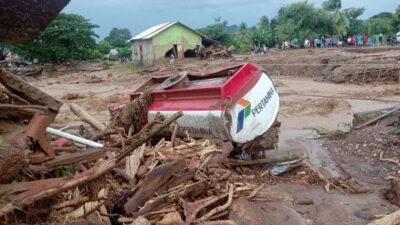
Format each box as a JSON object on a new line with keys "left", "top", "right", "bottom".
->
{"left": 129, "top": 22, "right": 177, "bottom": 41}
{"left": 128, "top": 21, "right": 218, "bottom": 44}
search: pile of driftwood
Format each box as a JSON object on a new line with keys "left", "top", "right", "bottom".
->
{"left": 0, "top": 91, "right": 301, "bottom": 225}
{"left": 0, "top": 67, "right": 388, "bottom": 225}
{"left": 199, "top": 44, "right": 234, "bottom": 60}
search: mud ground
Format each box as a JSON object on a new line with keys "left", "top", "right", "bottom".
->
{"left": 30, "top": 46, "right": 400, "bottom": 225}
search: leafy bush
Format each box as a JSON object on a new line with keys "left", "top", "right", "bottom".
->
{"left": 102, "top": 60, "right": 115, "bottom": 68}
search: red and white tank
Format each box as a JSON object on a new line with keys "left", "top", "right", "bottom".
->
{"left": 130, "top": 63, "right": 279, "bottom": 144}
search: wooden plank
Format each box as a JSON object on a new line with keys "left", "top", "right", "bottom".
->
{"left": 0, "top": 69, "right": 62, "bottom": 112}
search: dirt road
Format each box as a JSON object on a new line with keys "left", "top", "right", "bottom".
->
{"left": 30, "top": 46, "right": 400, "bottom": 225}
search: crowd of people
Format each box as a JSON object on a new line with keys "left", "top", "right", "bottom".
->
{"left": 278, "top": 34, "right": 388, "bottom": 50}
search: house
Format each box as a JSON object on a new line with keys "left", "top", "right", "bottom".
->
{"left": 396, "top": 31, "right": 400, "bottom": 42}
{"left": 128, "top": 21, "right": 215, "bottom": 65}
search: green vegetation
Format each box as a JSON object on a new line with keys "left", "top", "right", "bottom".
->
{"left": 197, "top": 17, "right": 233, "bottom": 45}
{"left": 393, "top": 6, "right": 400, "bottom": 32}
{"left": 97, "top": 40, "right": 112, "bottom": 55}
{"left": 198, "top": 1, "right": 400, "bottom": 51}
{"left": 102, "top": 59, "right": 115, "bottom": 68}
{"left": 13, "top": 13, "right": 99, "bottom": 63}
{"left": 5, "top": 14, "right": 133, "bottom": 64}
{"left": 103, "top": 27, "right": 132, "bottom": 59}
{"left": 2, "top": 2, "right": 399, "bottom": 63}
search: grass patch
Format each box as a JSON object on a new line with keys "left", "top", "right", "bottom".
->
{"left": 102, "top": 60, "right": 116, "bottom": 69}
{"left": 314, "top": 128, "right": 348, "bottom": 140}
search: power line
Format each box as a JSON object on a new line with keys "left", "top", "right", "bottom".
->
{"left": 279, "top": 92, "right": 400, "bottom": 103}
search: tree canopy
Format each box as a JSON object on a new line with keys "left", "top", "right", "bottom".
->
{"left": 392, "top": 6, "right": 400, "bottom": 32}
{"left": 274, "top": 1, "right": 335, "bottom": 40}
{"left": 197, "top": 17, "right": 232, "bottom": 45}
{"left": 197, "top": 2, "right": 399, "bottom": 51}
{"left": 104, "top": 28, "right": 132, "bottom": 48}
{"left": 13, "top": 13, "right": 99, "bottom": 63}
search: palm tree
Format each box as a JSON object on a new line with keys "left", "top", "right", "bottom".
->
{"left": 322, "top": 0, "right": 349, "bottom": 36}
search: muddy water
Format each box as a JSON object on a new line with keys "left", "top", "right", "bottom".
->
{"left": 270, "top": 128, "right": 340, "bottom": 177}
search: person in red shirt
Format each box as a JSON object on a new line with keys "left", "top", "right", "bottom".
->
{"left": 362, "top": 35, "right": 368, "bottom": 46}
{"left": 351, "top": 36, "right": 356, "bottom": 46}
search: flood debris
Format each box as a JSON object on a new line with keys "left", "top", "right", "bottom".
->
{"left": 199, "top": 43, "right": 234, "bottom": 60}
{"left": 368, "top": 209, "right": 400, "bottom": 225}
{"left": 354, "top": 105, "right": 400, "bottom": 129}
{"left": 0, "top": 68, "right": 62, "bottom": 164}
{"left": 1, "top": 62, "right": 371, "bottom": 224}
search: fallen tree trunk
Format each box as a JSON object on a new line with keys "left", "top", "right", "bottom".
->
{"left": 0, "top": 69, "right": 62, "bottom": 112}
{"left": 70, "top": 103, "right": 107, "bottom": 131}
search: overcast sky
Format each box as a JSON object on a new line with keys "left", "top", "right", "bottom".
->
{"left": 63, "top": 0, "right": 398, "bottom": 39}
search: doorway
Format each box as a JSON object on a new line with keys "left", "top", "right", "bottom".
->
{"left": 174, "top": 44, "right": 184, "bottom": 58}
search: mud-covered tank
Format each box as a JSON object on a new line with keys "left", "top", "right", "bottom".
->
{"left": 130, "top": 63, "right": 280, "bottom": 150}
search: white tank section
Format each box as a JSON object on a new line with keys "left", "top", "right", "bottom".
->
{"left": 148, "top": 71, "right": 279, "bottom": 144}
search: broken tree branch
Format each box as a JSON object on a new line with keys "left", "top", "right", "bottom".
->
{"left": 197, "top": 183, "right": 234, "bottom": 222}
{"left": 70, "top": 103, "right": 107, "bottom": 131}
{"left": 355, "top": 105, "right": 400, "bottom": 129}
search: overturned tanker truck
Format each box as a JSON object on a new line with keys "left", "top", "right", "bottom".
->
{"left": 130, "top": 63, "right": 280, "bottom": 152}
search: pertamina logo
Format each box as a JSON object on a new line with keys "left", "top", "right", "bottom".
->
{"left": 236, "top": 98, "right": 251, "bottom": 133}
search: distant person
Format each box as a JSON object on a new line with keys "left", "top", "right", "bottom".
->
{"left": 371, "top": 36, "right": 377, "bottom": 45}
{"left": 351, "top": 36, "right": 356, "bottom": 46}
{"left": 304, "top": 39, "right": 310, "bottom": 48}
{"left": 263, "top": 44, "right": 267, "bottom": 54}
{"left": 309, "top": 38, "right": 314, "bottom": 48}
{"left": 379, "top": 34, "right": 383, "bottom": 45}
{"left": 356, "top": 35, "right": 362, "bottom": 46}
{"left": 362, "top": 35, "right": 368, "bottom": 46}
{"left": 169, "top": 54, "right": 175, "bottom": 65}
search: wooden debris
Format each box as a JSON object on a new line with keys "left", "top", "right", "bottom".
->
{"left": 125, "top": 144, "right": 146, "bottom": 180}
{"left": 124, "top": 159, "right": 186, "bottom": 213}
{"left": 0, "top": 145, "right": 26, "bottom": 183}
{"left": 355, "top": 105, "right": 400, "bottom": 129}
{"left": 379, "top": 151, "right": 400, "bottom": 165}
{"left": 182, "top": 186, "right": 231, "bottom": 223}
{"left": 197, "top": 183, "right": 234, "bottom": 222}
{"left": 111, "top": 89, "right": 152, "bottom": 133}
{"left": 368, "top": 209, "right": 400, "bottom": 225}
{"left": 53, "top": 197, "right": 90, "bottom": 210}
{"left": 0, "top": 112, "right": 183, "bottom": 217}
{"left": 130, "top": 216, "right": 151, "bottom": 225}
{"left": 228, "top": 155, "right": 299, "bottom": 167}
{"left": 157, "top": 211, "right": 185, "bottom": 225}
{"left": 384, "top": 181, "right": 400, "bottom": 207}
{"left": 70, "top": 103, "right": 107, "bottom": 131}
